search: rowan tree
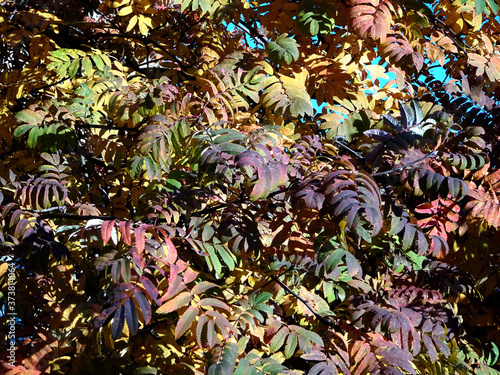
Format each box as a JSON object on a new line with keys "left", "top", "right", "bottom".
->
{"left": 1, "top": 0, "right": 500, "bottom": 374}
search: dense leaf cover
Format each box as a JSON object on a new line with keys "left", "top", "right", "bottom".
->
{"left": 1, "top": 0, "right": 500, "bottom": 374}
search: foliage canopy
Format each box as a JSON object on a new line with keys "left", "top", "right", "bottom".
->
{"left": 1, "top": 0, "right": 500, "bottom": 374}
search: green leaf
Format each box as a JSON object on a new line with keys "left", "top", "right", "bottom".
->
{"left": 68, "top": 59, "right": 80, "bottom": 78}
{"left": 259, "top": 358, "right": 287, "bottom": 374}
{"left": 128, "top": 155, "right": 144, "bottom": 179}
{"left": 487, "top": 0, "right": 499, "bottom": 13}
{"left": 50, "top": 49, "right": 70, "bottom": 61}
{"left": 263, "top": 74, "right": 313, "bottom": 117}
{"left": 82, "top": 57, "right": 93, "bottom": 77}
{"left": 323, "top": 110, "right": 370, "bottom": 142}
{"left": 285, "top": 331, "right": 298, "bottom": 358}
{"left": 56, "top": 60, "right": 70, "bottom": 77}
{"left": 27, "top": 126, "right": 40, "bottom": 148}
{"left": 475, "top": 0, "right": 486, "bottom": 14}
{"left": 269, "top": 326, "right": 288, "bottom": 353}
{"left": 403, "top": 224, "right": 416, "bottom": 250}
{"left": 266, "top": 34, "right": 300, "bottom": 65}
{"left": 448, "top": 177, "right": 460, "bottom": 199}
{"left": 298, "top": 329, "right": 324, "bottom": 347}
{"left": 15, "top": 109, "right": 43, "bottom": 126}
{"left": 217, "top": 245, "right": 236, "bottom": 270}
{"left": 13, "top": 124, "right": 35, "bottom": 137}
{"left": 208, "top": 342, "right": 238, "bottom": 375}
{"left": 133, "top": 366, "right": 158, "bottom": 375}
{"left": 132, "top": 365, "right": 158, "bottom": 375}
{"left": 199, "top": 0, "right": 212, "bottom": 14}
{"left": 212, "top": 129, "right": 246, "bottom": 144}
{"left": 310, "top": 19, "right": 319, "bottom": 36}
{"left": 254, "top": 292, "right": 272, "bottom": 305}
{"left": 204, "top": 243, "right": 222, "bottom": 276}
{"left": 91, "top": 54, "right": 104, "bottom": 71}
{"left": 220, "top": 143, "right": 247, "bottom": 155}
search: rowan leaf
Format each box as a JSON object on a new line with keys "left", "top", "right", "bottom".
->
{"left": 266, "top": 34, "right": 300, "bottom": 65}
{"left": 175, "top": 305, "right": 199, "bottom": 339}
{"left": 157, "top": 291, "right": 192, "bottom": 314}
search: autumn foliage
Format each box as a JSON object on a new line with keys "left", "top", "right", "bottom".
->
{"left": 1, "top": 0, "right": 500, "bottom": 373}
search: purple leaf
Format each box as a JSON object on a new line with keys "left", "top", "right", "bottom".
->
{"left": 111, "top": 305, "right": 125, "bottom": 339}
{"left": 422, "top": 334, "right": 437, "bottom": 362}
{"left": 139, "top": 276, "right": 159, "bottom": 305}
{"left": 364, "top": 129, "right": 392, "bottom": 142}
{"left": 304, "top": 191, "right": 325, "bottom": 210}
{"left": 125, "top": 297, "right": 139, "bottom": 335}
{"left": 134, "top": 290, "right": 152, "bottom": 325}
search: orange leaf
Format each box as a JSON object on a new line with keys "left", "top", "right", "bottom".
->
{"left": 157, "top": 291, "right": 192, "bottom": 314}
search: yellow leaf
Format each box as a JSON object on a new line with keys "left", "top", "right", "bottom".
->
{"left": 140, "top": 15, "right": 153, "bottom": 28}
{"left": 126, "top": 15, "right": 138, "bottom": 32}
{"left": 0, "top": 262, "right": 8, "bottom": 287}
{"left": 292, "top": 67, "right": 309, "bottom": 86}
{"left": 365, "top": 65, "right": 389, "bottom": 81}
{"left": 117, "top": 5, "right": 133, "bottom": 16}
{"left": 138, "top": 16, "right": 150, "bottom": 36}
{"left": 112, "top": 0, "right": 130, "bottom": 7}
{"left": 15, "top": 83, "right": 25, "bottom": 99}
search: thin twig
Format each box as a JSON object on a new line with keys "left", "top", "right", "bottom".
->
{"left": 333, "top": 140, "right": 365, "bottom": 160}
{"left": 239, "top": 20, "right": 268, "bottom": 46}
{"left": 371, "top": 151, "right": 438, "bottom": 176}
{"left": 38, "top": 212, "right": 116, "bottom": 220}
{"left": 272, "top": 275, "right": 340, "bottom": 329}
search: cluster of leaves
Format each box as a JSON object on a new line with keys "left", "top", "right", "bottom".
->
{"left": 1, "top": 0, "right": 500, "bottom": 374}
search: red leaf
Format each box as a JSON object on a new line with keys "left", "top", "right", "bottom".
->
{"left": 207, "top": 320, "right": 217, "bottom": 348}
{"left": 101, "top": 220, "right": 115, "bottom": 244}
{"left": 197, "top": 314, "right": 209, "bottom": 348}
{"left": 301, "top": 349, "right": 326, "bottom": 361}
{"left": 183, "top": 267, "right": 199, "bottom": 284}
{"left": 161, "top": 273, "right": 186, "bottom": 302}
{"left": 119, "top": 220, "right": 132, "bottom": 246}
{"left": 164, "top": 237, "right": 177, "bottom": 264}
{"left": 135, "top": 225, "right": 146, "bottom": 252}
{"left": 130, "top": 247, "right": 145, "bottom": 269}
{"left": 191, "top": 281, "right": 218, "bottom": 295}
{"left": 198, "top": 297, "right": 230, "bottom": 311}
{"left": 175, "top": 305, "right": 199, "bottom": 339}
